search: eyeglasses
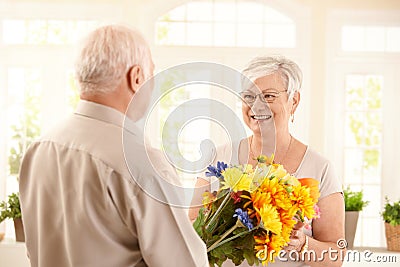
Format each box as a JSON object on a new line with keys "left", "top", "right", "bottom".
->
{"left": 239, "top": 89, "right": 287, "bottom": 104}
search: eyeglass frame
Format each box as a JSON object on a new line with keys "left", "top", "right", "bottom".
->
{"left": 239, "top": 89, "right": 288, "bottom": 104}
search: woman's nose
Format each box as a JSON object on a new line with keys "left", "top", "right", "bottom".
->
{"left": 252, "top": 95, "right": 270, "bottom": 109}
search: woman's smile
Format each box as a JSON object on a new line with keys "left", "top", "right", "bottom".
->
{"left": 250, "top": 114, "right": 272, "bottom": 120}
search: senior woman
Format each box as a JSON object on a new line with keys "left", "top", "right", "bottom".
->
{"left": 189, "top": 55, "right": 345, "bottom": 267}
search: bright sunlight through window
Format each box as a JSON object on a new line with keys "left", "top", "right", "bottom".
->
{"left": 155, "top": 0, "right": 296, "bottom": 48}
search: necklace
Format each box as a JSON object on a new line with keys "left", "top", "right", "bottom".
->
{"left": 249, "top": 135, "right": 293, "bottom": 165}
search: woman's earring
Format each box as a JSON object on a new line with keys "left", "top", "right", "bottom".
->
{"left": 291, "top": 113, "right": 294, "bottom": 123}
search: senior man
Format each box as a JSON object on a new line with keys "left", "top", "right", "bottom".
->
{"left": 19, "top": 24, "right": 208, "bottom": 267}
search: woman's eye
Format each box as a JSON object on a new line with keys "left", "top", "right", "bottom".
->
{"left": 263, "top": 94, "right": 276, "bottom": 99}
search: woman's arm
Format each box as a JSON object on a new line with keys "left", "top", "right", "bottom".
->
{"left": 188, "top": 177, "right": 211, "bottom": 222}
{"left": 286, "top": 192, "right": 346, "bottom": 267}
{"left": 308, "top": 192, "right": 346, "bottom": 266}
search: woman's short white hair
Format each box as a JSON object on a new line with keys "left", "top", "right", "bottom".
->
{"left": 242, "top": 55, "right": 303, "bottom": 99}
{"left": 75, "top": 24, "right": 151, "bottom": 95}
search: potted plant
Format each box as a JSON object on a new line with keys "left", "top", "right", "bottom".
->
{"left": 0, "top": 192, "right": 24, "bottom": 242}
{"left": 344, "top": 187, "right": 368, "bottom": 249}
{"left": 382, "top": 197, "right": 400, "bottom": 252}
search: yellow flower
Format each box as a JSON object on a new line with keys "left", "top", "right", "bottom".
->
{"left": 220, "top": 167, "right": 251, "bottom": 192}
{"left": 252, "top": 177, "right": 291, "bottom": 211}
{"left": 256, "top": 204, "right": 282, "bottom": 234}
{"left": 291, "top": 185, "right": 316, "bottom": 219}
{"left": 298, "top": 178, "right": 320, "bottom": 201}
{"left": 280, "top": 206, "right": 298, "bottom": 225}
{"left": 202, "top": 191, "right": 215, "bottom": 208}
{"left": 281, "top": 174, "right": 300, "bottom": 187}
{"left": 254, "top": 233, "right": 287, "bottom": 265}
{"left": 242, "top": 164, "right": 254, "bottom": 174}
{"left": 269, "top": 234, "right": 287, "bottom": 255}
{"left": 249, "top": 164, "right": 271, "bottom": 192}
{"left": 280, "top": 210, "right": 297, "bottom": 243}
{"left": 273, "top": 191, "right": 292, "bottom": 211}
{"left": 256, "top": 154, "right": 274, "bottom": 165}
{"left": 268, "top": 164, "right": 288, "bottom": 180}
{"left": 251, "top": 189, "right": 272, "bottom": 212}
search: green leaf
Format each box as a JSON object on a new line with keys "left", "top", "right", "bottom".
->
{"left": 382, "top": 197, "right": 400, "bottom": 226}
{"left": 193, "top": 208, "right": 206, "bottom": 235}
{"left": 344, "top": 187, "right": 369, "bottom": 211}
{"left": 0, "top": 192, "right": 21, "bottom": 223}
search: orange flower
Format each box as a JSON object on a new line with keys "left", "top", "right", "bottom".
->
{"left": 254, "top": 233, "right": 287, "bottom": 264}
{"left": 291, "top": 185, "right": 316, "bottom": 219}
{"left": 201, "top": 191, "right": 216, "bottom": 208}
{"left": 252, "top": 177, "right": 291, "bottom": 210}
{"left": 298, "top": 178, "right": 320, "bottom": 201}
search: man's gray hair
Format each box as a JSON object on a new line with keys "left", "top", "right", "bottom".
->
{"left": 242, "top": 55, "right": 303, "bottom": 99}
{"left": 75, "top": 24, "right": 151, "bottom": 95}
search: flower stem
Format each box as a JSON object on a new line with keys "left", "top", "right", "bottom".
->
{"left": 207, "top": 221, "right": 239, "bottom": 252}
{"left": 205, "top": 191, "right": 231, "bottom": 229}
{"left": 207, "top": 223, "right": 258, "bottom": 252}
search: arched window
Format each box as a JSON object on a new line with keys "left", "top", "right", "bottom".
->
{"left": 155, "top": 0, "right": 296, "bottom": 48}
{"left": 150, "top": 1, "right": 308, "bottom": 195}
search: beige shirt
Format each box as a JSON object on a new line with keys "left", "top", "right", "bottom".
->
{"left": 19, "top": 100, "right": 208, "bottom": 267}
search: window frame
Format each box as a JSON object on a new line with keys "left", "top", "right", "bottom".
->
{"left": 0, "top": 1, "right": 122, "bottom": 239}
{"left": 326, "top": 9, "right": 400, "bottom": 247}
{"left": 154, "top": 0, "right": 298, "bottom": 48}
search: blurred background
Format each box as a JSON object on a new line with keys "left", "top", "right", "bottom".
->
{"left": 0, "top": 0, "right": 400, "bottom": 250}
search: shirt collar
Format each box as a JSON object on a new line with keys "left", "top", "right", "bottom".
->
{"left": 74, "top": 100, "right": 143, "bottom": 137}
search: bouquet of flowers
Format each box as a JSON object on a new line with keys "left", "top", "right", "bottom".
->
{"left": 193, "top": 155, "right": 320, "bottom": 266}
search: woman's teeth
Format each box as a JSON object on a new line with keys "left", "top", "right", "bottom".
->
{"left": 251, "top": 115, "right": 272, "bottom": 120}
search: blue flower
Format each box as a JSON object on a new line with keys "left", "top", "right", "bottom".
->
{"left": 233, "top": 208, "right": 254, "bottom": 230}
{"left": 205, "top": 161, "right": 228, "bottom": 179}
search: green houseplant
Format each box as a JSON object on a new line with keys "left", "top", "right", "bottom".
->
{"left": 2, "top": 92, "right": 40, "bottom": 242}
{"left": 344, "top": 187, "right": 369, "bottom": 212}
{"left": 382, "top": 197, "right": 400, "bottom": 251}
{"left": 0, "top": 192, "right": 24, "bottom": 242}
{"left": 343, "top": 187, "right": 369, "bottom": 249}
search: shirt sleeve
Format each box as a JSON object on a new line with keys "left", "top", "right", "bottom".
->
{"left": 319, "top": 160, "right": 343, "bottom": 199}
{"left": 107, "top": 168, "right": 209, "bottom": 267}
{"left": 296, "top": 148, "right": 343, "bottom": 200}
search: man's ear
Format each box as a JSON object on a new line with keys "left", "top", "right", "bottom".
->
{"left": 127, "top": 65, "right": 144, "bottom": 93}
